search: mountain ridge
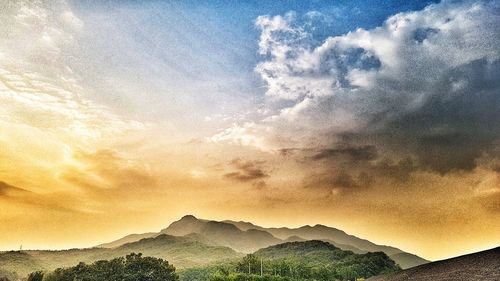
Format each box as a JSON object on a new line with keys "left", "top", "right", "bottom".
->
{"left": 99, "top": 215, "right": 429, "bottom": 269}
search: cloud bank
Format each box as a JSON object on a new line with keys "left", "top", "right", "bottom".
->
{"left": 214, "top": 0, "right": 500, "bottom": 174}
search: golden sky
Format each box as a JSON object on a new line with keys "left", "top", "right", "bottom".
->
{"left": 0, "top": 0, "right": 499, "bottom": 261}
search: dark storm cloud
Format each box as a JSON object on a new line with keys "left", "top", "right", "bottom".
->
{"left": 224, "top": 159, "right": 269, "bottom": 183}
{"left": 332, "top": 171, "right": 360, "bottom": 188}
{"left": 244, "top": 0, "right": 500, "bottom": 177}
{"left": 381, "top": 58, "right": 500, "bottom": 173}
{"left": 303, "top": 169, "right": 374, "bottom": 192}
{"left": 311, "top": 145, "right": 378, "bottom": 162}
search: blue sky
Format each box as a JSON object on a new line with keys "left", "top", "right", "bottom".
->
{"left": 64, "top": 0, "right": 439, "bottom": 128}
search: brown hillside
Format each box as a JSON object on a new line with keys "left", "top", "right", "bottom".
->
{"left": 368, "top": 246, "right": 500, "bottom": 281}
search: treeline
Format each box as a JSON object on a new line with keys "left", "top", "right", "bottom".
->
{"left": 24, "top": 253, "right": 178, "bottom": 281}
{"left": 180, "top": 252, "right": 400, "bottom": 281}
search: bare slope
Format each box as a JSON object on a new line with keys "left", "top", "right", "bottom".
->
{"left": 368, "top": 246, "right": 500, "bottom": 281}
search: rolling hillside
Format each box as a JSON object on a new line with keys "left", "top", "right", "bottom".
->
{"left": 97, "top": 232, "right": 158, "bottom": 248}
{"left": 221, "top": 217, "right": 429, "bottom": 268}
{"left": 254, "top": 240, "right": 401, "bottom": 278}
{"left": 0, "top": 214, "right": 430, "bottom": 279}
{"left": 254, "top": 240, "right": 361, "bottom": 264}
{"left": 207, "top": 240, "right": 401, "bottom": 281}
{"left": 97, "top": 215, "right": 429, "bottom": 269}
{"left": 0, "top": 233, "right": 242, "bottom": 277}
{"left": 225, "top": 220, "right": 402, "bottom": 255}
{"left": 368, "top": 246, "right": 500, "bottom": 281}
{"left": 162, "top": 216, "right": 282, "bottom": 253}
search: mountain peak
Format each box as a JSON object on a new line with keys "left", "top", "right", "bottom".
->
{"left": 181, "top": 214, "right": 198, "bottom": 220}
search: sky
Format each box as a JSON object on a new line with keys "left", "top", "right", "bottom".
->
{"left": 0, "top": 0, "right": 499, "bottom": 261}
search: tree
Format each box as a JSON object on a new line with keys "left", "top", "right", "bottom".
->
{"left": 33, "top": 253, "right": 178, "bottom": 281}
{"left": 124, "top": 253, "right": 178, "bottom": 281}
{"left": 236, "top": 254, "right": 259, "bottom": 275}
{"left": 27, "top": 271, "right": 44, "bottom": 281}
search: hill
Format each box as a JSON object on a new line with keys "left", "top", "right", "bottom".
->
{"left": 235, "top": 223, "right": 402, "bottom": 255}
{"left": 0, "top": 234, "right": 242, "bottom": 278}
{"left": 162, "top": 215, "right": 281, "bottom": 253}
{"left": 99, "top": 215, "right": 428, "bottom": 269}
{"left": 387, "top": 253, "right": 430, "bottom": 271}
{"left": 112, "top": 234, "right": 242, "bottom": 268}
{"left": 368, "top": 246, "right": 500, "bottom": 281}
{"left": 254, "top": 240, "right": 359, "bottom": 264}
{"left": 0, "top": 251, "right": 46, "bottom": 277}
{"left": 98, "top": 232, "right": 158, "bottom": 248}
{"left": 224, "top": 219, "right": 428, "bottom": 268}
{"left": 179, "top": 240, "right": 401, "bottom": 281}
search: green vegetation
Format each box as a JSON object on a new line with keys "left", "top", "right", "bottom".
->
{"left": 26, "top": 271, "right": 43, "bottom": 281}
{"left": 0, "top": 234, "right": 242, "bottom": 278}
{"left": 26, "top": 253, "right": 177, "bottom": 281}
{"left": 180, "top": 241, "right": 400, "bottom": 281}
{"left": 0, "top": 251, "right": 46, "bottom": 278}
{"left": 0, "top": 217, "right": 414, "bottom": 280}
{"left": 12, "top": 241, "right": 400, "bottom": 281}
{"left": 162, "top": 216, "right": 427, "bottom": 269}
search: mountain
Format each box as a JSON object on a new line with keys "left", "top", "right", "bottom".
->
{"left": 236, "top": 223, "right": 402, "bottom": 255}
{"left": 98, "top": 232, "right": 158, "bottom": 248}
{"left": 368, "top": 246, "right": 500, "bottom": 281}
{"left": 0, "top": 251, "right": 46, "bottom": 277}
{"left": 255, "top": 240, "right": 360, "bottom": 263}
{"left": 161, "top": 215, "right": 282, "bottom": 253}
{"left": 108, "top": 234, "right": 242, "bottom": 268}
{"left": 0, "top": 233, "right": 242, "bottom": 278}
{"left": 254, "top": 240, "right": 401, "bottom": 279}
{"left": 99, "top": 215, "right": 428, "bottom": 269}
{"left": 387, "top": 253, "right": 430, "bottom": 271}
{"left": 282, "top": 235, "right": 306, "bottom": 243}
{"left": 223, "top": 219, "right": 428, "bottom": 268}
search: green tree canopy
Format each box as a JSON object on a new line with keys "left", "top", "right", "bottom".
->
{"left": 35, "top": 253, "right": 178, "bottom": 281}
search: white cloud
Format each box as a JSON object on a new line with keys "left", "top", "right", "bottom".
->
{"left": 214, "top": 0, "right": 500, "bottom": 152}
{"left": 0, "top": 0, "right": 148, "bottom": 196}
{"left": 0, "top": 0, "right": 144, "bottom": 145}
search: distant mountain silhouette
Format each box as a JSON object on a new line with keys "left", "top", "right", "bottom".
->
{"left": 2, "top": 217, "right": 498, "bottom": 281}
{"left": 99, "top": 215, "right": 429, "bottom": 269}
{"left": 98, "top": 232, "right": 157, "bottom": 248}
{"left": 223, "top": 218, "right": 427, "bottom": 268}
{"left": 161, "top": 215, "right": 281, "bottom": 253}
{"left": 368, "top": 246, "right": 500, "bottom": 281}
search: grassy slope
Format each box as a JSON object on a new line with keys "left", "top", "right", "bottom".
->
{"left": 0, "top": 234, "right": 243, "bottom": 278}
